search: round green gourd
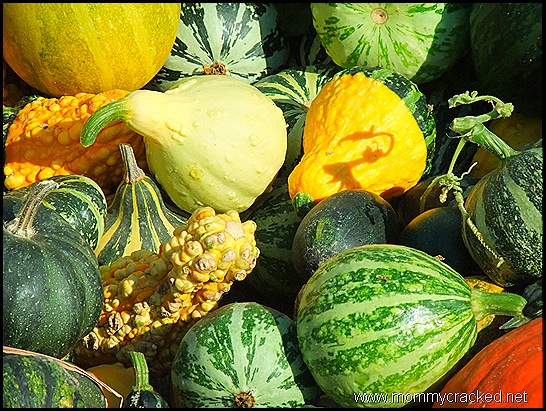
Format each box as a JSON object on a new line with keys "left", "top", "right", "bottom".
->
{"left": 171, "top": 302, "right": 321, "bottom": 408}
{"left": 124, "top": 351, "right": 168, "bottom": 408}
{"left": 3, "top": 180, "right": 103, "bottom": 359}
{"left": 311, "top": 3, "right": 472, "bottom": 84}
{"left": 151, "top": 3, "right": 289, "bottom": 91}
{"left": 295, "top": 244, "right": 529, "bottom": 408}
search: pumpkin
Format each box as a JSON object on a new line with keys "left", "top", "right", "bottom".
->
{"left": 124, "top": 351, "right": 168, "bottom": 408}
{"left": 151, "top": 3, "right": 289, "bottom": 91}
{"left": 311, "top": 3, "right": 472, "bottom": 84}
{"left": 95, "top": 143, "right": 188, "bottom": 266}
{"left": 86, "top": 362, "right": 135, "bottom": 408}
{"left": 295, "top": 243, "right": 529, "bottom": 408}
{"left": 433, "top": 318, "right": 543, "bottom": 408}
{"left": 80, "top": 75, "right": 287, "bottom": 215}
{"left": 3, "top": 179, "right": 103, "bottom": 359}
{"left": 171, "top": 302, "right": 321, "bottom": 408}
{"left": 288, "top": 66, "right": 436, "bottom": 210}
{"left": 2, "top": 3, "right": 180, "bottom": 97}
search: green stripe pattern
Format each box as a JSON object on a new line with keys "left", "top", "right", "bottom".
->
{"left": 171, "top": 302, "right": 321, "bottom": 408}
{"left": 462, "top": 147, "right": 543, "bottom": 286}
{"left": 311, "top": 3, "right": 472, "bottom": 84}
{"left": 254, "top": 65, "right": 339, "bottom": 183}
{"left": 152, "top": 3, "right": 289, "bottom": 91}
{"left": 296, "top": 244, "right": 477, "bottom": 408}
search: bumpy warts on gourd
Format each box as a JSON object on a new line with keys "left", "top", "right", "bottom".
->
{"left": 3, "top": 89, "right": 147, "bottom": 195}
{"left": 74, "top": 206, "right": 259, "bottom": 374}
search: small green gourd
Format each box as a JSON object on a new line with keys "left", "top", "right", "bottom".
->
{"left": 124, "top": 351, "right": 169, "bottom": 408}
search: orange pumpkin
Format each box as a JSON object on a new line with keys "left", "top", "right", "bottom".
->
{"left": 434, "top": 317, "right": 543, "bottom": 408}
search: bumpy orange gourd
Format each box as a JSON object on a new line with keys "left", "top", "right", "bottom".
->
{"left": 288, "top": 68, "right": 435, "bottom": 205}
{"left": 434, "top": 317, "right": 543, "bottom": 408}
{"left": 4, "top": 89, "right": 147, "bottom": 195}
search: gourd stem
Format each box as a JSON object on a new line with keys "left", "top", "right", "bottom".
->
{"left": 6, "top": 179, "right": 59, "bottom": 238}
{"left": 471, "top": 288, "right": 527, "bottom": 323}
{"left": 128, "top": 351, "right": 154, "bottom": 392}
{"left": 80, "top": 98, "right": 131, "bottom": 147}
{"left": 119, "top": 143, "right": 145, "bottom": 184}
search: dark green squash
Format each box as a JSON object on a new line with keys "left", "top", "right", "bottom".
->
{"left": 4, "top": 174, "right": 107, "bottom": 249}
{"left": 124, "top": 351, "right": 169, "bottom": 408}
{"left": 3, "top": 348, "right": 107, "bottom": 408}
{"left": 522, "top": 279, "right": 542, "bottom": 320}
{"left": 3, "top": 179, "right": 103, "bottom": 359}
{"left": 292, "top": 189, "right": 400, "bottom": 282}
{"left": 95, "top": 143, "right": 188, "bottom": 266}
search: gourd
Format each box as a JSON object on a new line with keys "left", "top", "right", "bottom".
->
{"left": 522, "top": 279, "right": 542, "bottom": 320}
{"left": 292, "top": 189, "right": 400, "bottom": 282}
{"left": 434, "top": 317, "right": 543, "bottom": 408}
{"left": 95, "top": 143, "right": 188, "bottom": 266}
{"left": 4, "top": 89, "right": 148, "bottom": 195}
{"left": 74, "top": 206, "right": 259, "bottom": 375}
{"left": 151, "top": 3, "right": 289, "bottom": 91}
{"left": 254, "top": 64, "right": 339, "bottom": 185}
{"left": 3, "top": 179, "right": 103, "bottom": 359}
{"left": 171, "top": 302, "right": 321, "bottom": 408}
{"left": 436, "top": 92, "right": 542, "bottom": 287}
{"left": 288, "top": 66, "right": 436, "bottom": 212}
{"left": 86, "top": 362, "right": 135, "bottom": 408}
{"left": 3, "top": 348, "right": 109, "bottom": 408}
{"left": 4, "top": 174, "right": 107, "bottom": 250}
{"left": 2, "top": 3, "right": 180, "bottom": 97}
{"left": 311, "top": 3, "right": 472, "bottom": 84}
{"left": 295, "top": 243, "right": 529, "bottom": 408}
{"left": 124, "top": 351, "right": 169, "bottom": 408}
{"left": 80, "top": 75, "right": 287, "bottom": 214}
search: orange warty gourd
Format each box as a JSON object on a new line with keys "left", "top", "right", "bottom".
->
{"left": 287, "top": 67, "right": 435, "bottom": 208}
{"left": 434, "top": 317, "right": 543, "bottom": 408}
{"left": 4, "top": 90, "right": 148, "bottom": 195}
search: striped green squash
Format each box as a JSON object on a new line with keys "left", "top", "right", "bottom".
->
{"left": 296, "top": 244, "right": 528, "bottom": 408}
{"left": 95, "top": 144, "right": 188, "bottom": 266}
{"left": 3, "top": 351, "right": 107, "bottom": 408}
{"left": 254, "top": 65, "right": 339, "bottom": 184}
{"left": 151, "top": 3, "right": 289, "bottom": 91}
{"left": 3, "top": 174, "right": 107, "bottom": 250}
{"left": 171, "top": 302, "right": 321, "bottom": 408}
{"left": 244, "top": 183, "right": 305, "bottom": 299}
{"left": 311, "top": 3, "right": 472, "bottom": 84}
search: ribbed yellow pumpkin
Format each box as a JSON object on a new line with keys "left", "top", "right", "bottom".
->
{"left": 2, "top": 3, "right": 180, "bottom": 97}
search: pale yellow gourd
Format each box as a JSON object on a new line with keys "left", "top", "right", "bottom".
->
{"left": 81, "top": 75, "right": 287, "bottom": 214}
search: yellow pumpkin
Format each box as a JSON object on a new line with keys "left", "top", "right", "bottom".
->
{"left": 2, "top": 3, "right": 180, "bottom": 97}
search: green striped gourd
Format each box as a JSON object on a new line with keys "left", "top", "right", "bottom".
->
{"left": 171, "top": 302, "right": 321, "bottom": 408}
{"left": 296, "top": 244, "right": 528, "bottom": 408}
{"left": 244, "top": 183, "right": 305, "bottom": 299}
{"left": 151, "top": 3, "right": 289, "bottom": 91}
{"left": 95, "top": 144, "right": 187, "bottom": 266}
{"left": 3, "top": 174, "right": 107, "bottom": 250}
{"left": 311, "top": 3, "right": 472, "bottom": 84}
{"left": 254, "top": 65, "right": 339, "bottom": 184}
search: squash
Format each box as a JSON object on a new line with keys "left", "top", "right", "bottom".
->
{"left": 87, "top": 362, "right": 135, "bottom": 408}
{"left": 151, "top": 3, "right": 289, "bottom": 91}
{"left": 74, "top": 206, "right": 259, "bottom": 375}
{"left": 522, "top": 279, "right": 542, "bottom": 320}
{"left": 95, "top": 143, "right": 188, "bottom": 266}
{"left": 288, "top": 66, "right": 436, "bottom": 211}
{"left": 292, "top": 189, "right": 401, "bottom": 283}
{"left": 4, "top": 174, "right": 107, "bottom": 250}
{"left": 80, "top": 75, "right": 287, "bottom": 214}
{"left": 124, "top": 351, "right": 168, "bottom": 408}
{"left": 295, "top": 243, "right": 529, "bottom": 408}
{"left": 440, "top": 92, "right": 542, "bottom": 287}
{"left": 286, "top": 28, "right": 334, "bottom": 67}
{"left": 470, "top": 113, "right": 542, "bottom": 178}
{"left": 171, "top": 302, "right": 321, "bottom": 408}
{"left": 3, "top": 179, "right": 103, "bottom": 359}
{"left": 311, "top": 3, "right": 472, "bottom": 84}
{"left": 470, "top": 3, "right": 542, "bottom": 117}
{"left": 433, "top": 317, "right": 543, "bottom": 408}
{"left": 2, "top": 3, "right": 180, "bottom": 97}
{"left": 3, "top": 348, "right": 108, "bottom": 408}
{"left": 3, "top": 89, "right": 148, "bottom": 195}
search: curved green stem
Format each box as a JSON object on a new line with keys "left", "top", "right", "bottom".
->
{"left": 80, "top": 98, "right": 131, "bottom": 147}
{"left": 471, "top": 288, "right": 529, "bottom": 329}
{"left": 128, "top": 351, "right": 154, "bottom": 392}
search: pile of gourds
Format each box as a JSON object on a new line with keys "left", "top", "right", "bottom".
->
{"left": 3, "top": 3, "right": 542, "bottom": 409}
